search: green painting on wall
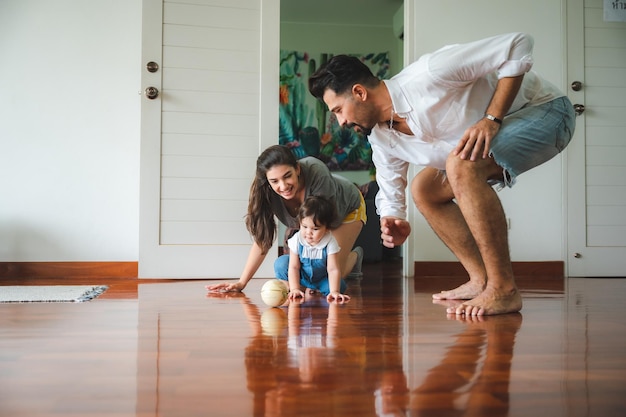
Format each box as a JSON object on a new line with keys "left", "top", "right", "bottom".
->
{"left": 279, "top": 50, "right": 390, "bottom": 172}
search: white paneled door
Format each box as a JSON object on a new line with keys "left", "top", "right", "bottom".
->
{"left": 139, "top": 0, "right": 279, "bottom": 278}
{"left": 567, "top": 0, "right": 626, "bottom": 276}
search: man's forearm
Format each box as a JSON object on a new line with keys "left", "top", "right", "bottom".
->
{"left": 485, "top": 75, "right": 524, "bottom": 121}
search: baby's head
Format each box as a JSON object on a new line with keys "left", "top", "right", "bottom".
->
{"left": 298, "top": 195, "right": 337, "bottom": 229}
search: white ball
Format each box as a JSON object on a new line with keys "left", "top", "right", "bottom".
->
{"left": 260, "top": 279, "right": 289, "bottom": 307}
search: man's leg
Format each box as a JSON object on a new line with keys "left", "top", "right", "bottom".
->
{"left": 443, "top": 155, "right": 522, "bottom": 315}
{"left": 412, "top": 168, "right": 488, "bottom": 300}
{"left": 418, "top": 99, "right": 573, "bottom": 315}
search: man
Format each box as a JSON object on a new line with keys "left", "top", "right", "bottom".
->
{"left": 308, "top": 33, "right": 575, "bottom": 315}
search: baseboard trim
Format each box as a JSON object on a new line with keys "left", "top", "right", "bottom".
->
{"left": 0, "top": 261, "right": 562, "bottom": 280}
{"left": 414, "top": 261, "right": 564, "bottom": 277}
{"left": 0, "top": 262, "right": 139, "bottom": 279}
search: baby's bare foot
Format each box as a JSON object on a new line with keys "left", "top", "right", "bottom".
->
{"left": 432, "top": 280, "right": 485, "bottom": 300}
{"left": 447, "top": 287, "right": 522, "bottom": 316}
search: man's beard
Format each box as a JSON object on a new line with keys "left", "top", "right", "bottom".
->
{"left": 346, "top": 122, "right": 372, "bottom": 136}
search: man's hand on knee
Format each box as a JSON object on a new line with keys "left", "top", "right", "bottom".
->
{"left": 380, "top": 217, "right": 411, "bottom": 248}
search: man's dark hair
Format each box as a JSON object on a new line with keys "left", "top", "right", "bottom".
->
{"left": 308, "top": 55, "right": 379, "bottom": 100}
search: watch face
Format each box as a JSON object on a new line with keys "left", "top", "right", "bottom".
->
{"left": 485, "top": 114, "right": 502, "bottom": 124}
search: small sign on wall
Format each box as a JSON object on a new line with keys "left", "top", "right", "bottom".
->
{"left": 604, "top": 0, "right": 626, "bottom": 22}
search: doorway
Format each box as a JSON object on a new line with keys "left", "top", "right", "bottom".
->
{"left": 278, "top": 0, "right": 405, "bottom": 265}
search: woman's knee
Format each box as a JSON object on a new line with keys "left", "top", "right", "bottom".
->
{"left": 274, "top": 254, "right": 290, "bottom": 279}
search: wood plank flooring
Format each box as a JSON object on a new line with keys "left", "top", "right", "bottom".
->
{"left": 1, "top": 260, "right": 625, "bottom": 417}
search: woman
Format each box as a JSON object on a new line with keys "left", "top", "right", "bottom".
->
{"left": 206, "top": 145, "right": 365, "bottom": 293}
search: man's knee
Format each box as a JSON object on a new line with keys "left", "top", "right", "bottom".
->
{"left": 445, "top": 153, "right": 502, "bottom": 185}
{"left": 411, "top": 176, "right": 428, "bottom": 211}
{"left": 411, "top": 168, "right": 451, "bottom": 210}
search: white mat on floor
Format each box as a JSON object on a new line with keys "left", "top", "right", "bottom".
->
{"left": 0, "top": 285, "right": 108, "bottom": 303}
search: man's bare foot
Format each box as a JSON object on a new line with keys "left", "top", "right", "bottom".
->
{"left": 432, "top": 280, "right": 485, "bottom": 300}
{"left": 447, "top": 286, "right": 522, "bottom": 316}
{"left": 432, "top": 298, "right": 464, "bottom": 309}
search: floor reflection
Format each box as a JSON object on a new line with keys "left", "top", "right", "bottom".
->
{"left": 132, "top": 274, "right": 626, "bottom": 417}
{"left": 409, "top": 314, "right": 522, "bottom": 417}
{"left": 236, "top": 293, "right": 408, "bottom": 417}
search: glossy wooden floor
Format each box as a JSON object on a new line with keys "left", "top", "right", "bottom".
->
{"left": 1, "top": 260, "right": 625, "bottom": 417}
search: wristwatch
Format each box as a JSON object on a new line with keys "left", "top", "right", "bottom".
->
{"left": 484, "top": 114, "right": 503, "bottom": 125}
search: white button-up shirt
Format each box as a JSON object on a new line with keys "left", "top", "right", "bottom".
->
{"left": 370, "top": 32, "right": 564, "bottom": 219}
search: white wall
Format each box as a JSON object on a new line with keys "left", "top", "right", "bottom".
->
{"left": 0, "top": 0, "right": 141, "bottom": 261}
{"left": 281, "top": 22, "right": 404, "bottom": 78}
{"left": 409, "top": 0, "right": 567, "bottom": 262}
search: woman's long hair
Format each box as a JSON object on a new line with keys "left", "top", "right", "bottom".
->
{"left": 246, "top": 145, "right": 299, "bottom": 254}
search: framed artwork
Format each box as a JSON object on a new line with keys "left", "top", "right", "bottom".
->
{"left": 279, "top": 50, "right": 390, "bottom": 172}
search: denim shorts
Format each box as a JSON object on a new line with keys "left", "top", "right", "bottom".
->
{"left": 488, "top": 96, "right": 576, "bottom": 188}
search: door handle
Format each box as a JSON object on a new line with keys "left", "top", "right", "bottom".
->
{"left": 145, "top": 87, "right": 159, "bottom": 100}
{"left": 573, "top": 103, "right": 585, "bottom": 115}
{"left": 146, "top": 61, "right": 159, "bottom": 73}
